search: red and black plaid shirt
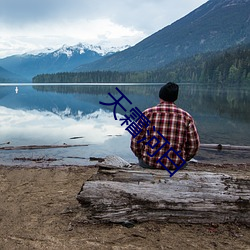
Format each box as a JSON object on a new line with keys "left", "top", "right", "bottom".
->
{"left": 130, "top": 101, "right": 200, "bottom": 170}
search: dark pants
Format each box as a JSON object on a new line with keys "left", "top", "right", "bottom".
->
{"left": 138, "top": 158, "right": 188, "bottom": 170}
{"left": 138, "top": 158, "right": 155, "bottom": 169}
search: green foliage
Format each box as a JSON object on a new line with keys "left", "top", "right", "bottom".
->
{"left": 33, "top": 43, "right": 250, "bottom": 85}
{"left": 152, "top": 43, "right": 250, "bottom": 85}
{"left": 32, "top": 71, "right": 152, "bottom": 83}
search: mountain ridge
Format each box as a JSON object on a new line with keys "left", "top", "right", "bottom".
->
{"left": 75, "top": 0, "right": 250, "bottom": 72}
{"left": 0, "top": 65, "right": 26, "bottom": 83}
{"left": 1, "top": 0, "right": 249, "bottom": 82}
{"left": 0, "top": 43, "right": 130, "bottom": 81}
{"left": 32, "top": 42, "right": 250, "bottom": 85}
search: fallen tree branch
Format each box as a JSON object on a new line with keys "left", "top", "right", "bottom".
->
{"left": 0, "top": 144, "right": 89, "bottom": 151}
{"left": 200, "top": 144, "right": 250, "bottom": 151}
{"left": 14, "top": 157, "right": 57, "bottom": 162}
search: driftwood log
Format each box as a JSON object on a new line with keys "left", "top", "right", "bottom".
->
{"left": 200, "top": 143, "right": 250, "bottom": 151}
{"left": 0, "top": 144, "right": 88, "bottom": 151}
{"left": 77, "top": 159, "right": 250, "bottom": 225}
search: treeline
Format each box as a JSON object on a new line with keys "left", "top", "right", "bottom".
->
{"left": 153, "top": 43, "right": 250, "bottom": 84}
{"left": 33, "top": 43, "right": 250, "bottom": 85}
{"left": 33, "top": 71, "right": 151, "bottom": 83}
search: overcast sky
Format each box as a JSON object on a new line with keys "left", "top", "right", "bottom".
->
{"left": 0, "top": 0, "right": 208, "bottom": 58}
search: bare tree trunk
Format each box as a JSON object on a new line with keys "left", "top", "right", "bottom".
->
{"left": 200, "top": 144, "right": 250, "bottom": 151}
{"left": 77, "top": 164, "right": 250, "bottom": 225}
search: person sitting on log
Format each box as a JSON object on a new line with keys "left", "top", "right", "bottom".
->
{"left": 130, "top": 82, "right": 200, "bottom": 174}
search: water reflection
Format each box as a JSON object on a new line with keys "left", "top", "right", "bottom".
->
{"left": 0, "top": 106, "right": 125, "bottom": 145}
{"left": 33, "top": 83, "right": 250, "bottom": 122}
{"left": 178, "top": 84, "right": 250, "bottom": 123}
{"left": 0, "top": 83, "right": 250, "bottom": 166}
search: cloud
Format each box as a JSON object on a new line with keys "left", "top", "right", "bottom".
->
{"left": 0, "top": 106, "right": 125, "bottom": 145}
{"left": 0, "top": 17, "right": 145, "bottom": 57}
{"left": 0, "top": 0, "right": 208, "bottom": 57}
{"left": 0, "top": 0, "right": 207, "bottom": 31}
{"left": 0, "top": 0, "right": 71, "bottom": 25}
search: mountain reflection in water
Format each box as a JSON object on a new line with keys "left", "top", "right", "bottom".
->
{"left": 0, "top": 83, "right": 249, "bottom": 166}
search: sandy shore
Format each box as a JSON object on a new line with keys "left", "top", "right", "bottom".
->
{"left": 0, "top": 164, "right": 249, "bottom": 250}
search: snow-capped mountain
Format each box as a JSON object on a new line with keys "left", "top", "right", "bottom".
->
{"left": 0, "top": 43, "right": 130, "bottom": 81}
{"left": 51, "top": 43, "right": 130, "bottom": 58}
{"left": 29, "top": 43, "right": 130, "bottom": 58}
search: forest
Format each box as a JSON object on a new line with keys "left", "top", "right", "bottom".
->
{"left": 32, "top": 43, "right": 250, "bottom": 85}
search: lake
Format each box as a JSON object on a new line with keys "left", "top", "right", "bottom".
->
{"left": 0, "top": 83, "right": 250, "bottom": 167}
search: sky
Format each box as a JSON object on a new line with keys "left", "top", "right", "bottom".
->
{"left": 0, "top": 106, "right": 125, "bottom": 145}
{"left": 0, "top": 0, "right": 208, "bottom": 58}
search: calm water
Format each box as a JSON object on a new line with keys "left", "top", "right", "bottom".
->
{"left": 0, "top": 83, "right": 249, "bottom": 167}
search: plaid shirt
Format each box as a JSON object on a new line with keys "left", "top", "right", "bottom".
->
{"left": 131, "top": 101, "right": 200, "bottom": 170}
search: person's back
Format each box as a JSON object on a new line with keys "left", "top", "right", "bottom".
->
{"left": 130, "top": 82, "right": 200, "bottom": 171}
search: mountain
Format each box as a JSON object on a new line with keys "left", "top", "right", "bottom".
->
{"left": 0, "top": 65, "right": 26, "bottom": 83}
{"left": 32, "top": 42, "right": 250, "bottom": 85}
{"left": 0, "top": 43, "right": 129, "bottom": 81}
{"left": 76, "top": 0, "right": 250, "bottom": 72}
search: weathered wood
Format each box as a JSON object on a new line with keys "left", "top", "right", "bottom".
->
{"left": 77, "top": 165, "right": 250, "bottom": 225}
{"left": 200, "top": 143, "right": 250, "bottom": 151}
{"left": 0, "top": 144, "right": 88, "bottom": 150}
{"left": 96, "top": 155, "right": 132, "bottom": 168}
{"left": 14, "top": 157, "right": 57, "bottom": 162}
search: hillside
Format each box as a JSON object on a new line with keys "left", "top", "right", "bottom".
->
{"left": 76, "top": 0, "right": 250, "bottom": 72}
{"left": 0, "top": 65, "right": 25, "bottom": 83}
{"left": 148, "top": 43, "right": 250, "bottom": 84}
{"left": 0, "top": 44, "right": 129, "bottom": 81}
{"left": 33, "top": 43, "right": 250, "bottom": 85}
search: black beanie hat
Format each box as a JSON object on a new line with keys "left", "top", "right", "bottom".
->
{"left": 159, "top": 82, "right": 179, "bottom": 102}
